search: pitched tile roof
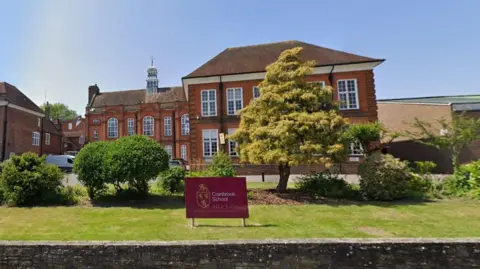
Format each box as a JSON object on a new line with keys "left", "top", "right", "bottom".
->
{"left": 0, "top": 82, "right": 44, "bottom": 114}
{"left": 42, "top": 118, "right": 62, "bottom": 135}
{"left": 378, "top": 95, "right": 480, "bottom": 105}
{"left": 184, "top": 40, "right": 384, "bottom": 78}
{"left": 90, "top": 87, "right": 185, "bottom": 108}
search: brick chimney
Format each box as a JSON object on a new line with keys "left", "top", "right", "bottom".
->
{"left": 88, "top": 84, "right": 100, "bottom": 105}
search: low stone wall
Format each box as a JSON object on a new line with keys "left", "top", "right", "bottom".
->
{"left": 0, "top": 239, "right": 479, "bottom": 268}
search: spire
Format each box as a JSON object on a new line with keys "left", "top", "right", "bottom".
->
{"left": 146, "top": 56, "right": 158, "bottom": 94}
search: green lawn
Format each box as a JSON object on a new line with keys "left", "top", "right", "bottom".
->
{"left": 1, "top": 199, "right": 479, "bottom": 240}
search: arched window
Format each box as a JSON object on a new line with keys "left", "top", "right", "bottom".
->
{"left": 143, "top": 116, "right": 154, "bottom": 136}
{"left": 181, "top": 114, "right": 190, "bottom": 135}
{"left": 107, "top": 117, "right": 118, "bottom": 138}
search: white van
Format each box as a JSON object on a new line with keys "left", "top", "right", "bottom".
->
{"left": 46, "top": 155, "right": 75, "bottom": 173}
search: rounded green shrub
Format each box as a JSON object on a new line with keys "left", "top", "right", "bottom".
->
{"left": 73, "top": 141, "right": 111, "bottom": 199}
{"left": 359, "top": 154, "right": 411, "bottom": 201}
{"left": 296, "top": 170, "right": 353, "bottom": 198}
{"left": 0, "top": 152, "right": 64, "bottom": 206}
{"left": 158, "top": 167, "right": 186, "bottom": 194}
{"left": 108, "top": 135, "right": 169, "bottom": 196}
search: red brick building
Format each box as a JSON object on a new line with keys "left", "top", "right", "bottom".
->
{"left": 60, "top": 117, "right": 86, "bottom": 152}
{"left": 85, "top": 40, "right": 384, "bottom": 173}
{"left": 0, "top": 82, "right": 63, "bottom": 160}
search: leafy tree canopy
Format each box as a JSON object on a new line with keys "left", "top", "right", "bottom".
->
{"left": 230, "top": 47, "right": 348, "bottom": 192}
{"left": 41, "top": 102, "right": 79, "bottom": 121}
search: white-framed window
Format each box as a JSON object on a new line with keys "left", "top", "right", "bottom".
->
{"left": 127, "top": 118, "right": 135, "bottom": 136}
{"left": 201, "top": 89, "right": 217, "bottom": 116}
{"left": 68, "top": 123, "right": 72, "bottom": 130}
{"left": 309, "top": 81, "right": 326, "bottom": 88}
{"left": 45, "top": 133, "right": 51, "bottom": 145}
{"left": 93, "top": 129, "right": 99, "bottom": 139}
{"left": 181, "top": 114, "right": 190, "bottom": 135}
{"left": 349, "top": 142, "right": 363, "bottom": 156}
{"left": 143, "top": 116, "right": 154, "bottom": 136}
{"left": 253, "top": 86, "right": 260, "bottom": 100}
{"left": 226, "top": 87, "right": 243, "bottom": 115}
{"left": 202, "top": 129, "right": 218, "bottom": 157}
{"left": 337, "top": 79, "right": 359, "bottom": 110}
{"left": 165, "top": 145, "right": 172, "bottom": 159}
{"left": 32, "top": 132, "right": 40, "bottom": 146}
{"left": 181, "top": 144, "right": 187, "bottom": 161}
{"left": 107, "top": 117, "right": 118, "bottom": 138}
{"left": 228, "top": 128, "right": 238, "bottom": 157}
{"left": 164, "top": 116, "right": 172, "bottom": 136}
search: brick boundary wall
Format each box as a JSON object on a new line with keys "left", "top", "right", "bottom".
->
{"left": 0, "top": 239, "right": 479, "bottom": 268}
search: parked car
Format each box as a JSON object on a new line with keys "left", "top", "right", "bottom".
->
{"left": 168, "top": 158, "right": 188, "bottom": 170}
{"left": 46, "top": 155, "right": 75, "bottom": 173}
{"left": 64, "top": 151, "right": 79, "bottom": 156}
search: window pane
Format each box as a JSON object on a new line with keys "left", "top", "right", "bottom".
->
{"left": 201, "top": 91, "right": 208, "bottom": 101}
{"left": 209, "top": 90, "right": 215, "bottom": 101}
{"left": 227, "top": 89, "right": 233, "bottom": 99}
{"left": 234, "top": 88, "right": 241, "bottom": 99}
{"left": 338, "top": 81, "right": 346, "bottom": 92}
{"left": 347, "top": 80, "right": 356, "bottom": 92}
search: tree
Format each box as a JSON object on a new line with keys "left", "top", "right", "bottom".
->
{"left": 344, "top": 121, "right": 398, "bottom": 156}
{"left": 41, "top": 102, "right": 78, "bottom": 121}
{"left": 405, "top": 112, "right": 480, "bottom": 170}
{"left": 107, "top": 135, "right": 169, "bottom": 196}
{"left": 230, "top": 47, "right": 348, "bottom": 192}
{"left": 73, "top": 141, "right": 111, "bottom": 199}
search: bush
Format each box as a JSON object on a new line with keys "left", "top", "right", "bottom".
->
{"left": 108, "top": 135, "right": 169, "bottom": 196}
{"left": 443, "top": 160, "right": 480, "bottom": 198}
{"left": 296, "top": 170, "right": 354, "bottom": 198}
{"left": 414, "top": 161, "right": 437, "bottom": 174}
{"left": 53, "top": 185, "right": 89, "bottom": 205}
{"left": 158, "top": 167, "right": 186, "bottom": 194}
{"left": 359, "top": 154, "right": 411, "bottom": 201}
{"left": 209, "top": 151, "right": 236, "bottom": 177}
{"left": 73, "top": 141, "right": 111, "bottom": 199}
{"left": 0, "top": 152, "right": 64, "bottom": 206}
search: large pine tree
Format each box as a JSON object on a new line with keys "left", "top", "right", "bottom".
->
{"left": 230, "top": 47, "right": 348, "bottom": 192}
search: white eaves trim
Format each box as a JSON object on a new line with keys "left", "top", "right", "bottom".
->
{"left": 0, "top": 100, "right": 45, "bottom": 117}
{"left": 182, "top": 61, "right": 383, "bottom": 100}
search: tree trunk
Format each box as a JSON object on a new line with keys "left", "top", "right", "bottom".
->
{"left": 276, "top": 164, "right": 290, "bottom": 193}
{"left": 452, "top": 148, "right": 461, "bottom": 172}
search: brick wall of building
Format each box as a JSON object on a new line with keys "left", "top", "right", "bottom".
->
{"left": 188, "top": 70, "right": 379, "bottom": 164}
{"left": 2, "top": 108, "right": 42, "bottom": 158}
{"left": 87, "top": 103, "right": 190, "bottom": 160}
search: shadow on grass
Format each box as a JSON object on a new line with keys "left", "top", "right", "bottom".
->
{"left": 91, "top": 193, "right": 185, "bottom": 209}
{"left": 195, "top": 224, "right": 277, "bottom": 228}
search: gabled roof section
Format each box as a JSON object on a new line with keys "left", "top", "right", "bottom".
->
{"left": 378, "top": 95, "right": 480, "bottom": 105}
{"left": 90, "top": 87, "right": 185, "bottom": 108}
{"left": 0, "top": 82, "right": 44, "bottom": 114}
{"left": 184, "top": 40, "right": 384, "bottom": 78}
{"left": 43, "top": 118, "right": 62, "bottom": 135}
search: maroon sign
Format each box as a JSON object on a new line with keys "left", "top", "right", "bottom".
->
{"left": 185, "top": 177, "right": 249, "bottom": 218}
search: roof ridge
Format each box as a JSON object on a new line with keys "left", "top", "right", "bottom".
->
{"left": 226, "top": 40, "right": 300, "bottom": 50}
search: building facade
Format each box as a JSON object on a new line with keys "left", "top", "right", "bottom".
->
{"left": 86, "top": 40, "right": 384, "bottom": 173}
{"left": 378, "top": 95, "right": 480, "bottom": 173}
{"left": 60, "top": 117, "right": 87, "bottom": 152}
{"left": 0, "top": 82, "right": 63, "bottom": 160}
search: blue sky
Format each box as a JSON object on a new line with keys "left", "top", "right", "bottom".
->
{"left": 1, "top": 0, "right": 479, "bottom": 114}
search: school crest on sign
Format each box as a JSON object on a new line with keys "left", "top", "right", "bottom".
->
{"left": 196, "top": 184, "right": 211, "bottom": 209}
